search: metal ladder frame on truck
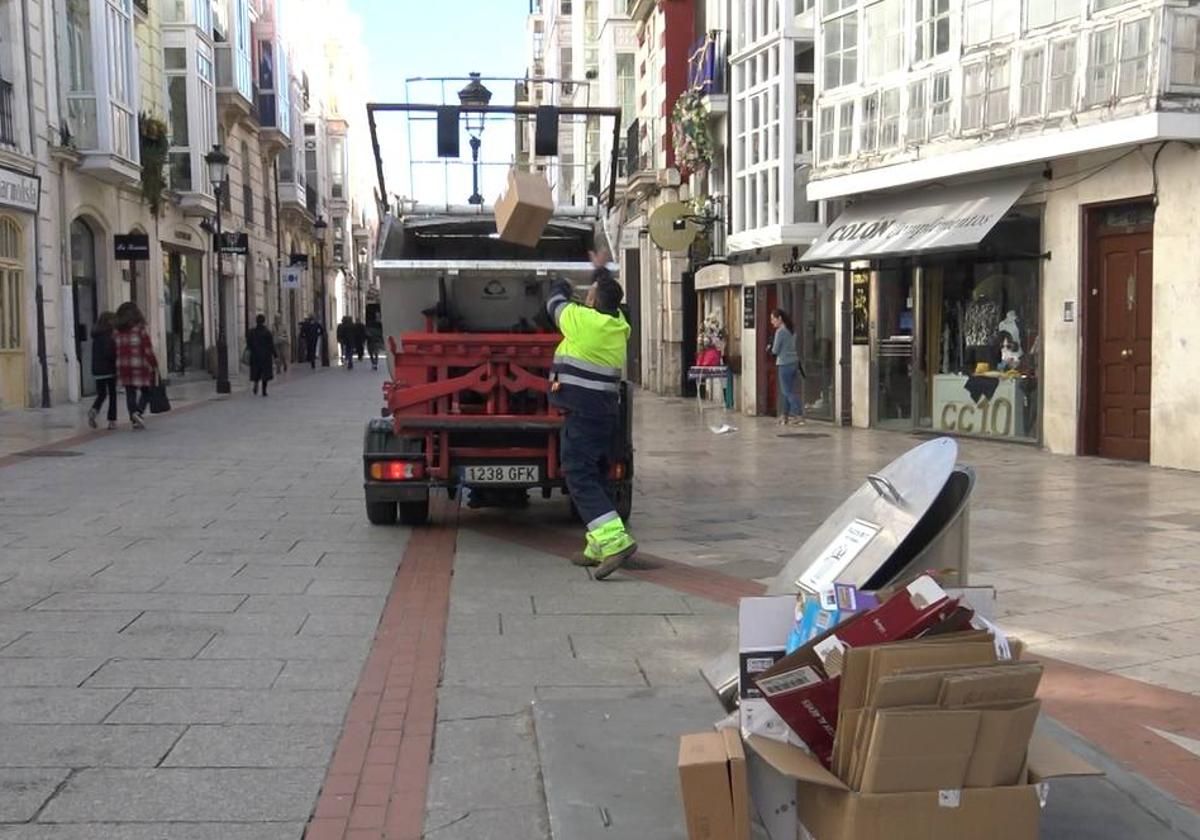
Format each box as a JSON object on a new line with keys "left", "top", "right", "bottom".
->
{"left": 360, "top": 94, "right": 634, "bottom": 526}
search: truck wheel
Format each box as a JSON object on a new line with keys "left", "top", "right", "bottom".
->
{"left": 399, "top": 499, "right": 430, "bottom": 526}
{"left": 366, "top": 501, "right": 398, "bottom": 526}
{"left": 610, "top": 480, "right": 633, "bottom": 523}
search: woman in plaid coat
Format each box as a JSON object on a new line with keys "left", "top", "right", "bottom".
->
{"left": 114, "top": 302, "right": 159, "bottom": 430}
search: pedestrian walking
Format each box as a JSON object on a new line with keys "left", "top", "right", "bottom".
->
{"left": 272, "top": 314, "right": 290, "bottom": 374}
{"left": 336, "top": 315, "right": 355, "bottom": 369}
{"left": 353, "top": 318, "right": 367, "bottom": 361}
{"left": 546, "top": 249, "right": 636, "bottom": 580}
{"left": 366, "top": 314, "right": 384, "bottom": 371}
{"left": 87, "top": 311, "right": 119, "bottom": 430}
{"left": 768, "top": 308, "right": 805, "bottom": 426}
{"left": 300, "top": 315, "right": 323, "bottom": 369}
{"left": 246, "top": 314, "right": 276, "bottom": 397}
{"left": 114, "top": 301, "right": 159, "bottom": 430}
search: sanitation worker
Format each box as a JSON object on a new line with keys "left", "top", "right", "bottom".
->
{"left": 546, "top": 248, "right": 636, "bottom": 580}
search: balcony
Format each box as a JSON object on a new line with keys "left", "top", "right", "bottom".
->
{"left": 254, "top": 26, "right": 291, "bottom": 155}
{"left": 278, "top": 148, "right": 309, "bottom": 218}
{"left": 0, "top": 79, "right": 15, "bottom": 148}
{"left": 688, "top": 33, "right": 728, "bottom": 115}
{"left": 215, "top": 42, "right": 254, "bottom": 122}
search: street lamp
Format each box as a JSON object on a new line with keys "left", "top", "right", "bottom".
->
{"left": 313, "top": 215, "right": 330, "bottom": 367}
{"left": 205, "top": 144, "right": 231, "bottom": 395}
{"left": 458, "top": 72, "right": 492, "bottom": 205}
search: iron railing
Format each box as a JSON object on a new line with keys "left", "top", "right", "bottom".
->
{"left": 0, "top": 79, "right": 15, "bottom": 147}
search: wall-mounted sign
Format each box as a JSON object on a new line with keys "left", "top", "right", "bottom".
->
{"left": 214, "top": 232, "right": 249, "bottom": 255}
{"left": 0, "top": 166, "right": 39, "bottom": 213}
{"left": 281, "top": 266, "right": 302, "bottom": 289}
{"left": 173, "top": 229, "right": 194, "bottom": 242}
{"left": 114, "top": 233, "right": 151, "bottom": 261}
{"left": 781, "top": 246, "right": 806, "bottom": 275}
{"left": 289, "top": 253, "right": 310, "bottom": 267}
{"left": 743, "top": 285, "right": 756, "bottom": 329}
{"left": 852, "top": 270, "right": 870, "bottom": 346}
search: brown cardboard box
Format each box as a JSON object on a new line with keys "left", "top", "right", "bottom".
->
{"left": 747, "top": 733, "right": 1101, "bottom": 840}
{"left": 860, "top": 708, "right": 981, "bottom": 794}
{"left": 494, "top": 168, "right": 554, "bottom": 247}
{"left": 679, "top": 731, "right": 751, "bottom": 840}
{"left": 964, "top": 700, "right": 1042, "bottom": 788}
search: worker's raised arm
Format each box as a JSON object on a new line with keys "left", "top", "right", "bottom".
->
{"left": 546, "top": 279, "right": 574, "bottom": 331}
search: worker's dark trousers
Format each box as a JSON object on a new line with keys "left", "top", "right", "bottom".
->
{"left": 561, "top": 411, "right": 617, "bottom": 529}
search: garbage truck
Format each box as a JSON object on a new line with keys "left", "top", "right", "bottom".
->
{"left": 360, "top": 93, "right": 632, "bottom": 526}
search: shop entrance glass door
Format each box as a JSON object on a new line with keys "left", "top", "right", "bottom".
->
{"left": 70, "top": 219, "right": 99, "bottom": 397}
{"left": 779, "top": 275, "right": 836, "bottom": 421}
{"left": 164, "top": 250, "right": 206, "bottom": 374}
{"left": 873, "top": 266, "right": 918, "bottom": 430}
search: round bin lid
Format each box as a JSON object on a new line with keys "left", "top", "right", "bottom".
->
{"left": 766, "top": 436, "right": 959, "bottom": 597}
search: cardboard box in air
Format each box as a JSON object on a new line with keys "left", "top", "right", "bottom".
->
{"left": 746, "top": 733, "right": 1101, "bottom": 840}
{"left": 677, "top": 731, "right": 751, "bottom": 840}
{"left": 494, "top": 168, "right": 554, "bottom": 248}
{"left": 737, "top": 596, "right": 798, "bottom": 743}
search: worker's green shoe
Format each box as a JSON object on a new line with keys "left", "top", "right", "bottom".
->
{"left": 593, "top": 531, "right": 637, "bottom": 581}
{"left": 572, "top": 535, "right": 602, "bottom": 567}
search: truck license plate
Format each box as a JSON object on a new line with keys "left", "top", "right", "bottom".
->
{"left": 464, "top": 465, "right": 539, "bottom": 484}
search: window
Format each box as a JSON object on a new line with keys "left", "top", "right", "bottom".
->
{"left": 329, "top": 137, "right": 345, "bottom": 199}
{"left": 1118, "top": 17, "right": 1151, "bottom": 98}
{"left": 560, "top": 0, "right": 570, "bottom": 13}
{"left": 907, "top": 79, "right": 927, "bottom": 143}
{"left": 914, "top": 0, "right": 950, "bottom": 62}
{"left": 166, "top": 49, "right": 190, "bottom": 190}
{"left": 560, "top": 46, "right": 572, "bottom": 93}
{"left": 822, "top": 0, "right": 852, "bottom": 14}
{"left": 860, "top": 92, "right": 878, "bottom": 153}
{"left": 0, "top": 217, "right": 21, "bottom": 352}
{"left": 1086, "top": 27, "right": 1118, "bottom": 105}
{"left": 818, "top": 105, "right": 835, "bottom": 161}
{"left": 930, "top": 71, "right": 951, "bottom": 136}
{"left": 823, "top": 12, "right": 858, "bottom": 89}
{"left": 1020, "top": 47, "right": 1045, "bottom": 118}
{"left": 65, "top": 0, "right": 98, "bottom": 149}
{"left": 965, "top": 0, "right": 1016, "bottom": 46}
{"left": 264, "top": 189, "right": 273, "bottom": 233}
{"left": 962, "top": 63, "right": 985, "bottom": 130}
{"left": 879, "top": 87, "right": 900, "bottom": 148}
{"left": 616, "top": 54, "right": 635, "bottom": 130}
{"left": 865, "top": 0, "right": 903, "bottom": 79}
{"left": 103, "top": 0, "right": 138, "bottom": 161}
{"left": 986, "top": 54, "right": 1010, "bottom": 125}
{"left": 1049, "top": 37, "right": 1077, "bottom": 111}
{"left": 164, "top": 40, "right": 214, "bottom": 195}
{"left": 837, "top": 100, "right": 854, "bottom": 156}
{"left": 1170, "top": 14, "right": 1200, "bottom": 88}
{"left": 1025, "top": 0, "right": 1080, "bottom": 30}
{"left": 241, "top": 141, "right": 253, "bottom": 226}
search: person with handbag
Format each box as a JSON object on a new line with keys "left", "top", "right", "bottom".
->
{"left": 114, "top": 301, "right": 159, "bottom": 430}
{"left": 246, "top": 314, "right": 276, "bottom": 397}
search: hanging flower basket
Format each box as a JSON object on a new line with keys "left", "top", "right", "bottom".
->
{"left": 672, "top": 90, "right": 713, "bottom": 175}
{"left": 138, "top": 113, "right": 170, "bottom": 216}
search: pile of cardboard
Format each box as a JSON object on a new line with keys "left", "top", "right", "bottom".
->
{"left": 679, "top": 576, "right": 1100, "bottom": 840}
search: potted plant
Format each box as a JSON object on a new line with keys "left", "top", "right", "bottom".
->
{"left": 138, "top": 113, "right": 170, "bottom": 215}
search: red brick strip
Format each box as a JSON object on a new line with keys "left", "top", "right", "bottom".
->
{"left": 304, "top": 500, "right": 458, "bottom": 840}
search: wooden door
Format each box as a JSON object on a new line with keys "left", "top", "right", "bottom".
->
{"left": 1094, "top": 232, "right": 1153, "bottom": 461}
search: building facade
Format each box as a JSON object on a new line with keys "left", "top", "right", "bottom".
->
{"left": 806, "top": 0, "right": 1200, "bottom": 470}
{"left": 0, "top": 0, "right": 375, "bottom": 412}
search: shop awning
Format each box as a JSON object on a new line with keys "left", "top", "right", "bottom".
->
{"left": 800, "top": 177, "right": 1031, "bottom": 265}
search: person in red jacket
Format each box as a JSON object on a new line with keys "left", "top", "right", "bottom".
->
{"left": 114, "top": 301, "right": 159, "bottom": 430}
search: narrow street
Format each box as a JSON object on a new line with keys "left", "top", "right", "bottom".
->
{"left": 0, "top": 368, "right": 1198, "bottom": 838}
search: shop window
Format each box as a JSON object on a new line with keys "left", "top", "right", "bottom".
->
{"left": 865, "top": 0, "right": 903, "bottom": 80}
{"left": 1086, "top": 27, "right": 1118, "bottom": 105}
{"left": 915, "top": 0, "right": 950, "bottom": 62}
{"left": 1048, "top": 37, "right": 1077, "bottom": 111}
{"left": 964, "top": 0, "right": 1017, "bottom": 46}
{"left": 1019, "top": 47, "right": 1045, "bottom": 118}
{"left": 929, "top": 71, "right": 950, "bottom": 137}
{"left": 1025, "top": 0, "right": 1080, "bottom": 30}
{"left": 1170, "top": 14, "right": 1200, "bottom": 88}
{"left": 879, "top": 87, "right": 901, "bottom": 149}
{"left": 907, "top": 78, "right": 927, "bottom": 143}
{"left": 1117, "top": 17, "right": 1151, "bottom": 98}
{"left": 0, "top": 217, "right": 21, "bottom": 351}
{"left": 822, "top": 11, "right": 857, "bottom": 90}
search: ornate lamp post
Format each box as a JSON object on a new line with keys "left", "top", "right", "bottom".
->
{"left": 457, "top": 72, "right": 492, "bottom": 205}
{"left": 205, "top": 145, "right": 231, "bottom": 394}
{"left": 313, "top": 215, "right": 330, "bottom": 367}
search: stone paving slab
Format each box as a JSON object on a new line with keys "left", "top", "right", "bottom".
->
{"left": 0, "top": 724, "right": 182, "bottom": 767}
{"left": 161, "top": 724, "right": 341, "bottom": 768}
{"left": 0, "top": 688, "right": 128, "bottom": 723}
{"left": 0, "top": 770, "right": 71, "bottom": 822}
{"left": 0, "top": 825, "right": 305, "bottom": 840}
{"left": 105, "top": 688, "right": 353, "bottom": 725}
{"left": 83, "top": 659, "right": 284, "bottom": 689}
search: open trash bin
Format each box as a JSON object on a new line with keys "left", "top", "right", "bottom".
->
{"left": 703, "top": 437, "right": 975, "bottom": 705}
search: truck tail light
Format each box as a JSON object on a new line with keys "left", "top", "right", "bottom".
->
{"left": 371, "top": 460, "right": 425, "bottom": 481}
{"left": 608, "top": 462, "right": 626, "bottom": 480}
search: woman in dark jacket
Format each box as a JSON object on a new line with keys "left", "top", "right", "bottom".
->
{"left": 246, "top": 314, "right": 276, "bottom": 397}
{"left": 87, "top": 311, "right": 118, "bottom": 429}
